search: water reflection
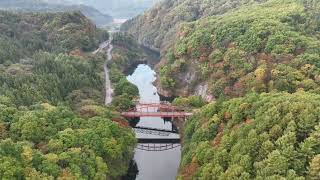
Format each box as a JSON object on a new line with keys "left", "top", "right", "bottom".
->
{"left": 126, "top": 64, "right": 181, "bottom": 180}
{"left": 122, "top": 160, "right": 139, "bottom": 180}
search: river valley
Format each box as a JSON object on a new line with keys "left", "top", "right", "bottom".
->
{"left": 127, "top": 64, "right": 181, "bottom": 180}
{"left": 99, "top": 32, "right": 182, "bottom": 179}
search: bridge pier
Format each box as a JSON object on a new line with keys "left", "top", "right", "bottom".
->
{"left": 172, "top": 117, "right": 187, "bottom": 143}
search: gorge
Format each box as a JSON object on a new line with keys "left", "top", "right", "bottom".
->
{"left": 119, "top": 0, "right": 320, "bottom": 179}
{"left": 0, "top": 0, "right": 320, "bottom": 179}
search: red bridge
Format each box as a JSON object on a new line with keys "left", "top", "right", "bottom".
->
{"left": 121, "top": 102, "right": 193, "bottom": 118}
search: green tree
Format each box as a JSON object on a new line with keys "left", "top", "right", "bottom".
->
{"left": 308, "top": 155, "right": 320, "bottom": 180}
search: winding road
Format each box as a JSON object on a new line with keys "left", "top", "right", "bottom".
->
{"left": 93, "top": 34, "right": 113, "bottom": 105}
{"left": 104, "top": 36, "right": 113, "bottom": 105}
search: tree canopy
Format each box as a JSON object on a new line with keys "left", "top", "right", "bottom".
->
{"left": 179, "top": 92, "right": 320, "bottom": 179}
{"left": 0, "top": 10, "right": 136, "bottom": 179}
{"left": 155, "top": 0, "right": 320, "bottom": 100}
{"left": 124, "top": 1, "right": 320, "bottom": 179}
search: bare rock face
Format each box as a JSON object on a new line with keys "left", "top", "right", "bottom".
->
{"left": 195, "top": 83, "right": 213, "bottom": 102}
{"left": 155, "top": 70, "right": 211, "bottom": 99}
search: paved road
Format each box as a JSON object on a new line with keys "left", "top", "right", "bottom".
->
{"left": 93, "top": 34, "right": 113, "bottom": 105}
{"left": 104, "top": 35, "right": 113, "bottom": 105}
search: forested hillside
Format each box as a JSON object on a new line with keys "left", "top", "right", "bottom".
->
{"left": 111, "top": 32, "right": 161, "bottom": 72}
{"left": 0, "top": 0, "right": 113, "bottom": 26}
{"left": 111, "top": 33, "right": 147, "bottom": 72}
{"left": 180, "top": 92, "right": 320, "bottom": 179}
{"left": 0, "top": 11, "right": 136, "bottom": 179}
{"left": 0, "top": 10, "right": 109, "bottom": 59}
{"left": 148, "top": 0, "right": 320, "bottom": 100}
{"left": 121, "top": 0, "right": 320, "bottom": 179}
{"left": 121, "top": 0, "right": 266, "bottom": 51}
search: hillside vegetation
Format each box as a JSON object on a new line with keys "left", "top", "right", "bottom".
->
{"left": 110, "top": 32, "right": 160, "bottom": 72}
{"left": 180, "top": 92, "right": 320, "bottom": 179}
{"left": 0, "top": 0, "right": 113, "bottom": 26}
{"left": 0, "top": 11, "right": 136, "bottom": 179}
{"left": 154, "top": 0, "right": 320, "bottom": 100}
{"left": 111, "top": 33, "right": 147, "bottom": 72}
{"left": 121, "top": 0, "right": 266, "bottom": 50}
{"left": 122, "top": 0, "right": 320, "bottom": 179}
{"left": 0, "top": 10, "right": 108, "bottom": 63}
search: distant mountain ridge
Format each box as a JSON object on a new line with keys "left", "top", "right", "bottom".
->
{"left": 0, "top": 0, "right": 113, "bottom": 26}
{"left": 65, "top": 0, "right": 161, "bottom": 18}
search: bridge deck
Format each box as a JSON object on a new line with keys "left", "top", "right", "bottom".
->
{"left": 121, "top": 112, "right": 193, "bottom": 118}
{"left": 134, "top": 126, "right": 179, "bottom": 134}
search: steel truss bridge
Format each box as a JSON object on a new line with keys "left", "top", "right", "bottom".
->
{"left": 134, "top": 126, "right": 181, "bottom": 151}
{"left": 136, "top": 143, "right": 181, "bottom": 151}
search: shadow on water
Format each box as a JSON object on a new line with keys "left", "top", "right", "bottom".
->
{"left": 128, "top": 117, "right": 177, "bottom": 130}
{"left": 129, "top": 117, "right": 140, "bottom": 127}
{"left": 122, "top": 160, "right": 139, "bottom": 180}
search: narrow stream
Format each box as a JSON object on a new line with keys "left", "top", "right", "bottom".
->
{"left": 127, "top": 64, "right": 181, "bottom": 180}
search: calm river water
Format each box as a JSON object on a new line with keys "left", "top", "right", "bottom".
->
{"left": 126, "top": 64, "right": 181, "bottom": 180}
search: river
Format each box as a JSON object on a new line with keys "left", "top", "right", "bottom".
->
{"left": 126, "top": 64, "right": 181, "bottom": 180}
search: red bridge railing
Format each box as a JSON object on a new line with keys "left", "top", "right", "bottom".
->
{"left": 121, "top": 102, "right": 192, "bottom": 118}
